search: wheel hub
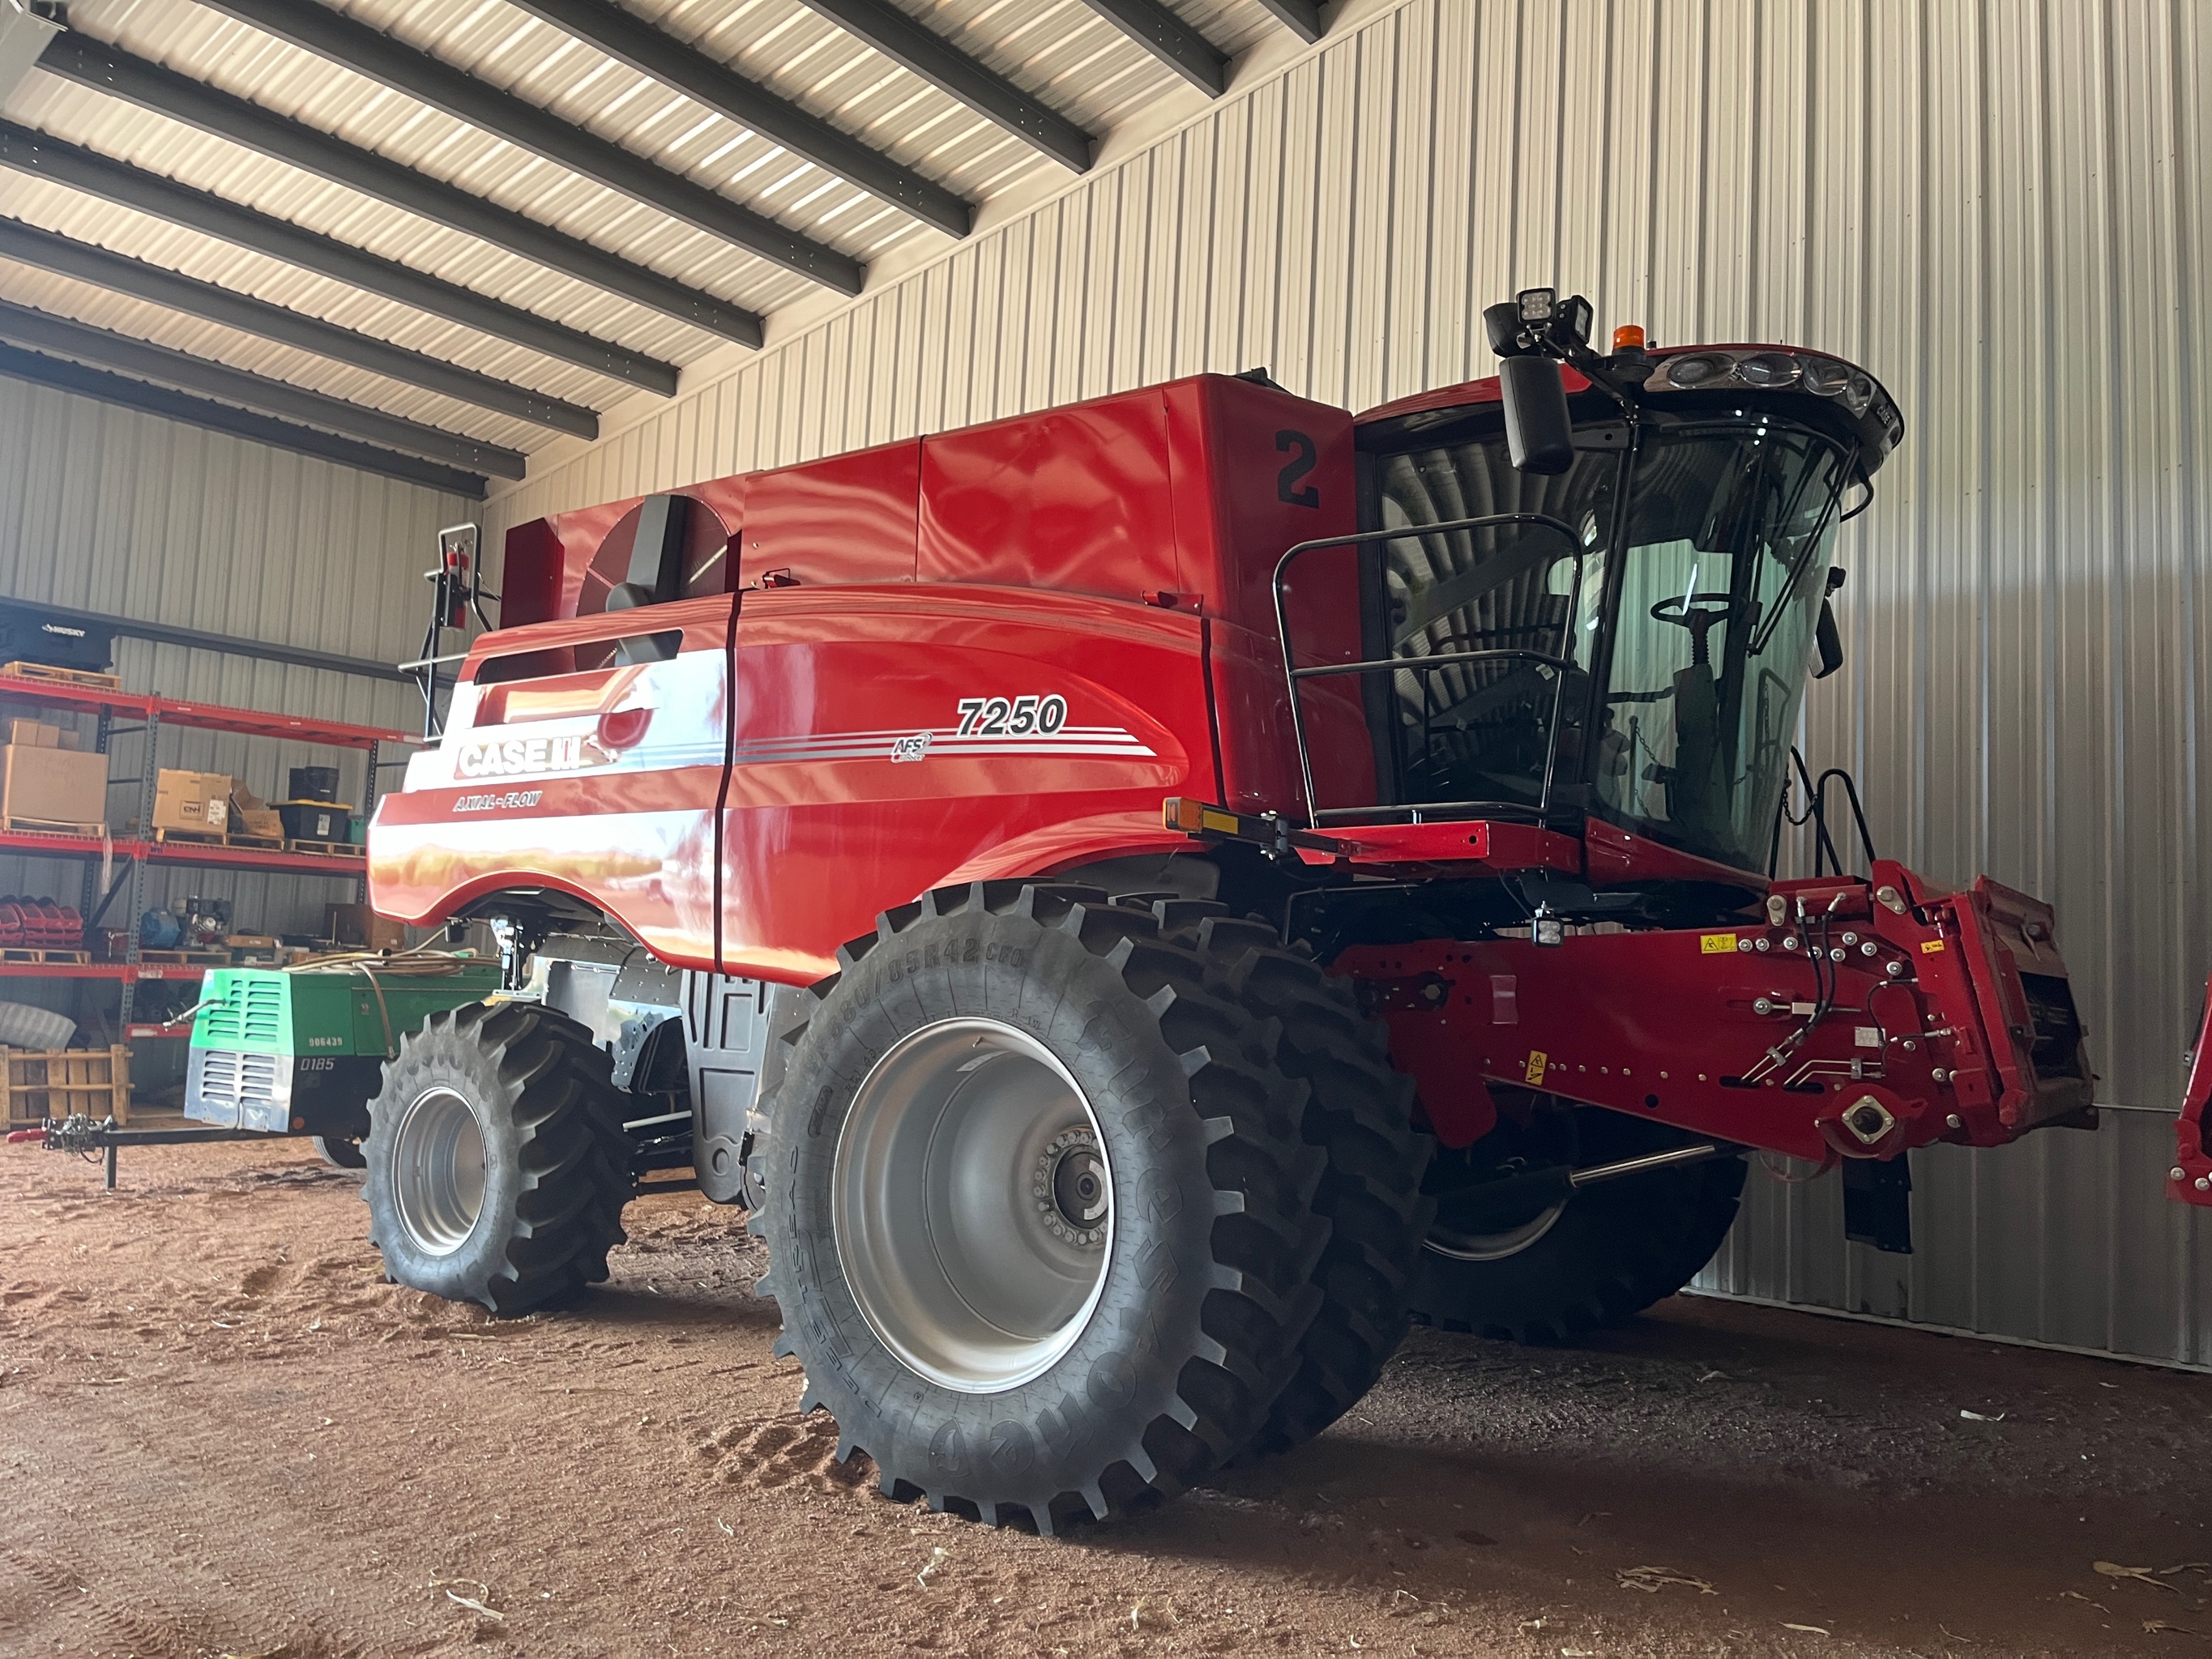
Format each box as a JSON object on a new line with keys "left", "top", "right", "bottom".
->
{"left": 834, "top": 1017, "right": 1114, "bottom": 1393}
{"left": 1036, "top": 1128, "right": 1108, "bottom": 1247}
{"left": 390, "top": 1085, "right": 485, "bottom": 1257}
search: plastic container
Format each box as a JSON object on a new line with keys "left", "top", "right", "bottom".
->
{"left": 276, "top": 802, "right": 352, "bottom": 843}
{"left": 288, "top": 766, "right": 341, "bottom": 803}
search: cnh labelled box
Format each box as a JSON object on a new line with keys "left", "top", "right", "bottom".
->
{"left": 153, "top": 769, "right": 234, "bottom": 833}
{"left": 0, "top": 743, "right": 108, "bottom": 826}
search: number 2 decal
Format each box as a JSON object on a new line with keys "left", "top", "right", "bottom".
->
{"left": 956, "top": 694, "right": 1068, "bottom": 736}
{"left": 1275, "top": 429, "right": 1320, "bottom": 507}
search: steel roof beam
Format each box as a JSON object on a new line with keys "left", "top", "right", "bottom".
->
{"left": 0, "top": 341, "right": 486, "bottom": 497}
{"left": 1253, "top": 0, "right": 1324, "bottom": 43}
{"left": 189, "top": 1, "right": 865, "bottom": 295}
{"left": 0, "top": 217, "right": 600, "bottom": 438}
{"left": 511, "top": 0, "right": 972, "bottom": 240}
{"left": 0, "top": 122, "right": 679, "bottom": 394}
{"left": 1075, "top": 0, "right": 1224, "bottom": 95}
{"left": 0, "top": 300, "right": 526, "bottom": 479}
{"left": 794, "top": 0, "right": 1094, "bottom": 173}
{"left": 36, "top": 32, "right": 769, "bottom": 345}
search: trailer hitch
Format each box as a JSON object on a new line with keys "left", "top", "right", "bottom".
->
{"left": 15, "top": 1114, "right": 291, "bottom": 1191}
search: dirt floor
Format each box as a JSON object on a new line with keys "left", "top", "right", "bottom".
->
{"left": 2, "top": 1136, "right": 2206, "bottom": 1659}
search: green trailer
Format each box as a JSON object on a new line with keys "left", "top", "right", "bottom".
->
{"left": 186, "top": 958, "right": 502, "bottom": 1163}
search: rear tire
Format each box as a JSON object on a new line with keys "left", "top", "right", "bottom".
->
{"left": 313, "top": 1134, "right": 365, "bottom": 1172}
{"left": 1144, "top": 901, "right": 1433, "bottom": 1460}
{"left": 752, "top": 883, "right": 1330, "bottom": 1531}
{"left": 1409, "top": 1104, "right": 1746, "bottom": 1343}
{"left": 364, "top": 1002, "right": 634, "bottom": 1317}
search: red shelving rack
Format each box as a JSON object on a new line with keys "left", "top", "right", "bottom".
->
{"left": 0, "top": 670, "right": 415, "bottom": 1030}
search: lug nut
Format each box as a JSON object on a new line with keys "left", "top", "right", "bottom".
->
{"left": 2175, "top": 1166, "right": 2190, "bottom": 1182}
{"left": 1932, "top": 1068, "right": 1950, "bottom": 1084}
{"left": 1949, "top": 1115, "right": 1966, "bottom": 1130}
{"left": 1841, "top": 932, "right": 1859, "bottom": 945}
{"left": 2199, "top": 1176, "right": 2212, "bottom": 1193}
{"left": 1829, "top": 947, "right": 1847, "bottom": 962}
{"left": 1860, "top": 940, "right": 1878, "bottom": 957}
{"left": 1783, "top": 937, "right": 1800, "bottom": 951}
{"left": 1885, "top": 959, "right": 1906, "bottom": 978}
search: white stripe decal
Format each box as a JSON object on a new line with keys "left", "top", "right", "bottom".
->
{"left": 730, "top": 724, "right": 1158, "bottom": 765}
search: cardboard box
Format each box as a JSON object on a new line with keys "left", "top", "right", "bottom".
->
{"left": 327, "top": 902, "right": 407, "bottom": 952}
{"left": 153, "top": 768, "right": 234, "bottom": 833}
{"left": 3, "top": 719, "right": 58, "bottom": 748}
{"left": 0, "top": 743, "right": 109, "bottom": 826}
{"left": 227, "top": 780, "right": 283, "bottom": 840}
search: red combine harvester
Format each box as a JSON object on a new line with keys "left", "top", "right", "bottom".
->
{"left": 368, "top": 289, "right": 2134, "bottom": 1533}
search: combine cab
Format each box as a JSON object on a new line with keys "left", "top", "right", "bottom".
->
{"left": 366, "top": 289, "right": 2111, "bottom": 1529}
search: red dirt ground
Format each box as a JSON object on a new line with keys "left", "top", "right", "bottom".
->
{"left": 2, "top": 1136, "right": 2206, "bottom": 1657}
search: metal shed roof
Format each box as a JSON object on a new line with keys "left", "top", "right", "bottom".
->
{"left": 0, "top": 0, "right": 1312, "bottom": 496}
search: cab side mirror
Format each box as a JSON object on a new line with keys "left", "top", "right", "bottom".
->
{"left": 1498, "top": 354, "right": 1576, "bottom": 475}
{"left": 1813, "top": 566, "right": 1846, "bottom": 679}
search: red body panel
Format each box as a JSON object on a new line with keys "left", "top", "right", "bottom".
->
{"left": 716, "top": 586, "right": 1211, "bottom": 981}
{"left": 374, "top": 598, "right": 732, "bottom": 963}
{"left": 391, "top": 374, "right": 1362, "bottom": 972}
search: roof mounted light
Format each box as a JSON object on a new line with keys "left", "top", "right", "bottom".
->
{"left": 1664, "top": 352, "right": 1734, "bottom": 388}
{"left": 1736, "top": 351, "right": 1800, "bottom": 388}
{"left": 1800, "top": 356, "right": 1852, "bottom": 397}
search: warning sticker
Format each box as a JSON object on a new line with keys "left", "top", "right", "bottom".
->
{"left": 1920, "top": 939, "right": 1946, "bottom": 953}
{"left": 1524, "top": 1050, "right": 1548, "bottom": 1085}
{"left": 1701, "top": 932, "right": 1739, "bottom": 953}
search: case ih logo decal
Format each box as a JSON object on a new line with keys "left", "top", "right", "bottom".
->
{"left": 455, "top": 733, "right": 613, "bottom": 778}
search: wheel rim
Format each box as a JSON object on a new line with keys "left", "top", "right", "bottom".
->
{"left": 1424, "top": 1200, "right": 1568, "bottom": 1262}
{"left": 833, "top": 1017, "right": 1112, "bottom": 1393}
{"left": 391, "top": 1085, "right": 487, "bottom": 1256}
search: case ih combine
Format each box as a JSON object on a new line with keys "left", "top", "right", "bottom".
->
{"left": 364, "top": 288, "right": 2152, "bottom": 1533}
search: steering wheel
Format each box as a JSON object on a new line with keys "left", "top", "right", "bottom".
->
{"left": 1649, "top": 592, "right": 1738, "bottom": 628}
{"left": 1649, "top": 592, "right": 1737, "bottom": 667}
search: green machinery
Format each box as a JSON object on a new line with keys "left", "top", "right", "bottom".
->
{"left": 186, "top": 958, "right": 502, "bottom": 1155}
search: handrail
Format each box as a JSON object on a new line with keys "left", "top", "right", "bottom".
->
{"left": 1270, "top": 511, "right": 1585, "bottom": 828}
{"left": 1769, "top": 748, "right": 1879, "bottom": 877}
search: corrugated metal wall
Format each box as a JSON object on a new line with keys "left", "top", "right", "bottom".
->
{"left": 513, "top": 0, "right": 2203, "bottom": 1363}
{"left": 0, "top": 371, "right": 468, "bottom": 1038}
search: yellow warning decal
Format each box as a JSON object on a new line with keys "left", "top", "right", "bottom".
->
{"left": 1920, "top": 939, "right": 1946, "bottom": 953}
{"left": 1525, "top": 1050, "right": 1548, "bottom": 1085}
{"left": 1701, "top": 932, "right": 1738, "bottom": 953}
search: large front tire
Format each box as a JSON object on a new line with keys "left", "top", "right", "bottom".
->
{"left": 364, "top": 1002, "right": 634, "bottom": 1317}
{"left": 1145, "top": 902, "right": 1434, "bottom": 1461}
{"left": 752, "top": 884, "right": 1330, "bottom": 1531}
